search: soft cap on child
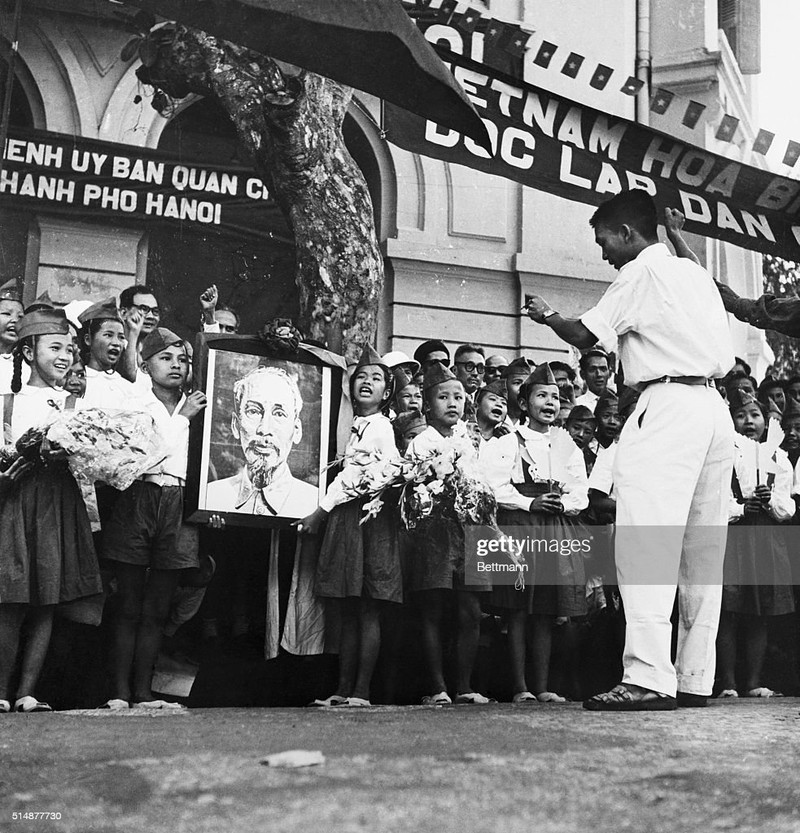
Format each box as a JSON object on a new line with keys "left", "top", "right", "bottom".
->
{"left": 141, "top": 327, "right": 183, "bottom": 361}
{"left": 393, "top": 410, "right": 426, "bottom": 435}
{"left": 17, "top": 308, "right": 70, "bottom": 340}
{"left": 355, "top": 343, "right": 388, "bottom": 371}
{"left": 594, "top": 388, "right": 619, "bottom": 415}
{"left": 727, "top": 388, "right": 758, "bottom": 413}
{"left": 476, "top": 379, "right": 508, "bottom": 402}
{"left": 521, "top": 362, "right": 558, "bottom": 395}
{"left": 0, "top": 279, "right": 21, "bottom": 303}
{"left": 502, "top": 356, "right": 536, "bottom": 378}
{"left": 422, "top": 361, "right": 458, "bottom": 391}
{"left": 24, "top": 290, "right": 57, "bottom": 313}
{"left": 566, "top": 404, "right": 596, "bottom": 425}
{"left": 781, "top": 398, "right": 800, "bottom": 423}
{"left": 78, "top": 298, "right": 121, "bottom": 325}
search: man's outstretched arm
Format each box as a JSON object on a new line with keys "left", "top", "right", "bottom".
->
{"left": 523, "top": 296, "right": 598, "bottom": 349}
{"left": 664, "top": 207, "right": 800, "bottom": 337}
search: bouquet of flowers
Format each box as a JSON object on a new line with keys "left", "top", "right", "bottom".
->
{"left": 323, "top": 447, "right": 405, "bottom": 524}
{"left": 46, "top": 407, "right": 165, "bottom": 491}
{"left": 399, "top": 435, "right": 497, "bottom": 531}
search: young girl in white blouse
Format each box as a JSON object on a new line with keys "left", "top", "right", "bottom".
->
{"left": 491, "top": 363, "right": 589, "bottom": 703}
{"left": 301, "top": 344, "right": 401, "bottom": 707}
{"left": 717, "top": 389, "right": 795, "bottom": 698}
{"left": 0, "top": 309, "right": 102, "bottom": 713}
{"left": 404, "top": 363, "right": 495, "bottom": 706}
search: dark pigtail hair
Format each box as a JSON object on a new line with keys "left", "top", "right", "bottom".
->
{"left": 11, "top": 337, "right": 34, "bottom": 394}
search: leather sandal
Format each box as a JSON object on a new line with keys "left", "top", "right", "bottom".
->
{"left": 583, "top": 684, "right": 677, "bottom": 711}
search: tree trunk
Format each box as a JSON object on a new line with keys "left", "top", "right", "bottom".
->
{"left": 138, "top": 25, "right": 383, "bottom": 361}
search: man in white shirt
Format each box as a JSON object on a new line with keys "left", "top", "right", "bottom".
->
{"left": 524, "top": 189, "right": 735, "bottom": 711}
{"left": 574, "top": 348, "right": 611, "bottom": 411}
{"left": 205, "top": 365, "right": 319, "bottom": 518}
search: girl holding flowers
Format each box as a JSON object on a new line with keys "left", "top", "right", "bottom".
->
{"left": 300, "top": 344, "right": 402, "bottom": 707}
{"left": 492, "top": 363, "right": 589, "bottom": 704}
{"left": 0, "top": 309, "right": 102, "bottom": 713}
{"left": 404, "top": 363, "right": 496, "bottom": 706}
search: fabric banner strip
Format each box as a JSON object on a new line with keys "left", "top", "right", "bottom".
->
{"left": 384, "top": 50, "right": 800, "bottom": 262}
{"left": 0, "top": 127, "right": 281, "bottom": 242}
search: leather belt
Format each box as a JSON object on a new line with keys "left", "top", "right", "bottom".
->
{"left": 141, "top": 473, "right": 185, "bottom": 487}
{"left": 643, "top": 376, "right": 716, "bottom": 388}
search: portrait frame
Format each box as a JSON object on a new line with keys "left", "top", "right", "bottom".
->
{"left": 185, "top": 333, "right": 343, "bottom": 528}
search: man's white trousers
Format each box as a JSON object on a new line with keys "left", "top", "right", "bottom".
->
{"left": 613, "top": 382, "right": 735, "bottom": 697}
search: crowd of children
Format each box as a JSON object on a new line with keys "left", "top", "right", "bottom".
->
{"left": 1, "top": 278, "right": 799, "bottom": 711}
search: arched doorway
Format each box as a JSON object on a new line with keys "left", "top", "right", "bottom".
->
{"left": 147, "top": 97, "right": 297, "bottom": 338}
{"left": 147, "top": 97, "right": 387, "bottom": 339}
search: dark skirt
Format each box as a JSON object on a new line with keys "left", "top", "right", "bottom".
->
{"left": 491, "top": 482, "right": 588, "bottom": 617}
{"left": 0, "top": 463, "right": 102, "bottom": 606}
{"left": 405, "top": 511, "right": 493, "bottom": 594}
{"left": 315, "top": 496, "right": 403, "bottom": 603}
{"left": 723, "top": 512, "right": 795, "bottom": 617}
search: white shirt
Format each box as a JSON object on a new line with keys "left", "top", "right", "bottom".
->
{"left": 477, "top": 431, "right": 535, "bottom": 512}
{"left": 78, "top": 367, "right": 138, "bottom": 411}
{"left": 0, "top": 353, "right": 30, "bottom": 395}
{"left": 320, "top": 412, "right": 399, "bottom": 512}
{"left": 580, "top": 243, "right": 735, "bottom": 387}
{"left": 0, "top": 385, "right": 69, "bottom": 442}
{"left": 574, "top": 390, "right": 600, "bottom": 411}
{"left": 510, "top": 424, "right": 589, "bottom": 515}
{"left": 138, "top": 391, "right": 191, "bottom": 481}
{"left": 406, "top": 421, "right": 476, "bottom": 466}
{"left": 729, "top": 440, "right": 795, "bottom": 523}
{"left": 206, "top": 466, "right": 319, "bottom": 518}
{"left": 588, "top": 442, "right": 616, "bottom": 497}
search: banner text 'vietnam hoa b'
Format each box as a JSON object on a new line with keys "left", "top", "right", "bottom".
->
{"left": 384, "top": 49, "right": 800, "bottom": 262}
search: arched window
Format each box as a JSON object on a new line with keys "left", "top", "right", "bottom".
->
{"left": 148, "top": 97, "right": 298, "bottom": 337}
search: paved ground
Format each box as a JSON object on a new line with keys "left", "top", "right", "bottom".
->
{"left": 2, "top": 699, "right": 799, "bottom": 833}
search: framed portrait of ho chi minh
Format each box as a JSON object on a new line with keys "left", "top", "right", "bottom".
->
{"left": 185, "top": 332, "right": 344, "bottom": 528}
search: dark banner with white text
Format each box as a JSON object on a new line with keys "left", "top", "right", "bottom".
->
{"left": 0, "top": 127, "right": 280, "bottom": 242}
{"left": 385, "top": 50, "right": 800, "bottom": 261}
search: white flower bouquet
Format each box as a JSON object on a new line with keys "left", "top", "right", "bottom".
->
{"left": 46, "top": 407, "right": 165, "bottom": 491}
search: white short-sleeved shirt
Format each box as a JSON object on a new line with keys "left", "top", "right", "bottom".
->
{"left": 0, "top": 385, "right": 69, "bottom": 441}
{"left": 588, "top": 442, "right": 616, "bottom": 497}
{"left": 78, "top": 367, "right": 139, "bottom": 411}
{"left": 580, "top": 243, "right": 735, "bottom": 387}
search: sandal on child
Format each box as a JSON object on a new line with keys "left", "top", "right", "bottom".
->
{"left": 454, "top": 692, "right": 497, "bottom": 705}
{"left": 14, "top": 696, "right": 53, "bottom": 713}
{"left": 99, "top": 699, "right": 130, "bottom": 710}
{"left": 132, "top": 699, "right": 186, "bottom": 710}
{"left": 536, "top": 691, "right": 568, "bottom": 703}
{"left": 307, "top": 695, "right": 348, "bottom": 707}
{"left": 0, "top": 700, "right": 10, "bottom": 713}
{"left": 336, "top": 697, "right": 372, "bottom": 708}
{"left": 716, "top": 689, "right": 738, "bottom": 698}
{"left": 745, "top": 687, "right": 782, "bottom": 698}
{"left": 512, "top": 691, "right": 539, "bottom": 704}
{"left": 421, "top": 692, "right": 452, "bottom": 706}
